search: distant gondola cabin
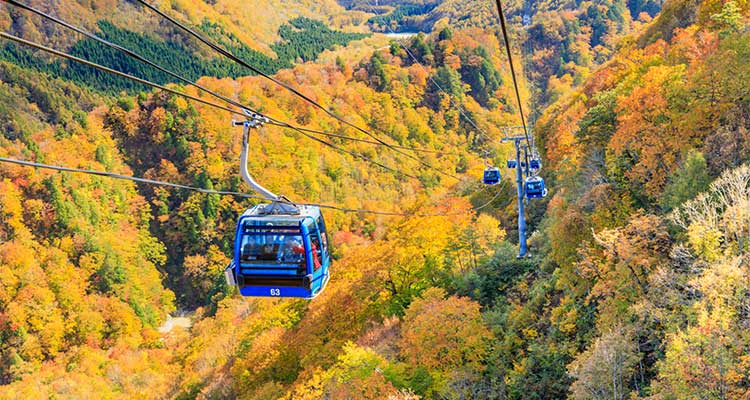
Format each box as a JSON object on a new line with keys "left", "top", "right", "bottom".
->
{"left": 525, "top": 176, "right": 547, "bottom": 199}
{"left": 483, "top": 167, "right": 501, "bottom": 185}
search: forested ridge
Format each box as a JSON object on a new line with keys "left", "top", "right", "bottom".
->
{"left": 0, "top": 0, "right": 749, "bottom": 399}
{"left": 1, "top": 17, "right": 368, "bottom": 93}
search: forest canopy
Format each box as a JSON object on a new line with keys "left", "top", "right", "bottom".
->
{"left": 1, "top": 0, "right": 750, "bottom": 398}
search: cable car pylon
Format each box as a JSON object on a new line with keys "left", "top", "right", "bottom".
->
{"left": 502, "top": 130, "right": 529, "bottom": 258}
{"left": 501, "top": 126, "right": 546, "bottom": 258}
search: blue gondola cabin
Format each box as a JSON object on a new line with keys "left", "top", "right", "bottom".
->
{"left": 225, "top": 204, "right": 331, "bottom": 299}
{"left": 525, "top": 176, "right": 547, "bottom": 199}
{"left": 483, "top": 167, "right": 501, "bottom": 185}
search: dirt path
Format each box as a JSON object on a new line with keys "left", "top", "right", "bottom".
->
{"left": 158, "top": 316, "right": 193, "bottom": 333}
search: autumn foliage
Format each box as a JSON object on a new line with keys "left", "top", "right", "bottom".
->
{"left": 2, "top": 0, "right": 750, "bottom": 398}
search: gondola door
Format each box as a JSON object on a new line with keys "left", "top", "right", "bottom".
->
{"left": 303, "top": 218, "right": 329, "bottom": 296}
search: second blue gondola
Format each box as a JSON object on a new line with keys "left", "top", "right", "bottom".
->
{"left": 483, "top": 166, "right": 501, "bottom": 185}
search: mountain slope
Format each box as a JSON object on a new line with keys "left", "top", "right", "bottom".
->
{"left": 528, "top": 0, "right": 750, "bottom": 397}
{"left": 5, "top": 0, "right": 749, "bottom": 399}
{"left": 0, "top": 0, "right": 357, "bottom": 53}
{"left": 0, "top": 1, "right": 517, "bottom": 396}
{"left": 0, "top": 2, "right": 371, "bottom": 94}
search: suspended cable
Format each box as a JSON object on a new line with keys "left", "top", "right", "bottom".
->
{"left": 0, "top": 0, "right": 450, "bottom": 159}
{"left": 287, "top": 124, "right": 458, "bottom": 155}
{"left": 1, "top": 3, "right": 497, "bottom": 192}
{"left": 0, "top": 157, "right": 503, "bottom": 217}
{"left": 133, "top": 0, "right": 462, "bottom": 181}
{"left": 361, "top": 0, "right": 491, "bottom": 143}
{"left": 278, "top": 123, "right": 420, "bottom": 180}
{"left": 0, "top": 4, "right": 511, "bottom": 218}
{"left": 0, "top": 32, "right": 249, "bottom": 116}
{"left": 0, "top": 0, "right": 260, "bottom": 116}
{"left": 493, "top": 0, "right": 532, "bottom": 147}
{"left": 0, "top": 31, "right": 416, "bottom": 179}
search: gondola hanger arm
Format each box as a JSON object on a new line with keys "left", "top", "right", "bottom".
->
{"left": 233, "top": 113, "right": 298, "bottom": 214}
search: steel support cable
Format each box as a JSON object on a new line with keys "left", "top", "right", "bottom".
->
{"left": 1, "top": 0, "right": 449, "bottom": 158}
{"left": 278, "top": 123, "right": 420, "bottom": 180}
{"left": 2, "top": 32, "right": 256, "bottom": 116}
{"left": 361, "top": 0, "right": 491, "bottom": 143}
{"left": 0, "top": 31, "right": 417, "bottom": 179}
{"left": 0, "top": 17, "right": 498, "bottom": 212}
{"left": 134, "top": 0, "right": 463, "bottom": 181}
{"left": 0, "top": 157, "right": 503, "bottom": 217}
{"left": 286, "top": 124, "right": 460, "bottom": 155}
{"left": 0, "top": 0, "right": 260, "bottom": 117}
{"left": 493, "top": 0, "right": 532, "bottom": 147}
{"left": 0, "top": 32, "right": 251, "bottom": 116}
{"left": 377, "top": 29, "right": 497, "bottom": 162}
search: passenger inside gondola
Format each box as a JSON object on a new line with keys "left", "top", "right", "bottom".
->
{"left": 240, "top": 236, "right": 265, "bottom": 261}
{"left": 240, "top": 234, "right": 304, "bottom": 265}
{"left": 282, "top": 237, "right": 305, "bottom": 263}
{"left": 310, "top": 237, "right": 322, "bottom": 270}
{"left": 229, "top": 205, "right": 331, "bottom": 298}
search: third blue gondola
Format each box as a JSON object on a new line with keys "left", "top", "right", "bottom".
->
{"left": 525, "top": 176, "right": 547, "bottom": 198}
